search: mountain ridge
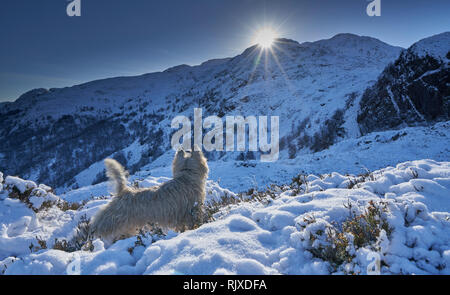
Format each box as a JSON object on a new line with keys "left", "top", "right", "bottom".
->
{"left": 3, "top": 33, "right": 401, "bottom": 104}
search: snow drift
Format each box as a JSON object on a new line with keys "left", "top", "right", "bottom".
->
{"left": 1, "top": 159, "right": 449, "bottom": 275}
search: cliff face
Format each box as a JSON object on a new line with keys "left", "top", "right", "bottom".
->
{"left": 358, "top": 32, "right": 450, "bottom": 134}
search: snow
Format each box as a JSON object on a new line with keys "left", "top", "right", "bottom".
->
{"left": 387, "top": 86, "right": 400, "bottom": 116}
{"left": 4, "top": 176, "right": 37, "bottom": 194}
{"left": 1, "top": 159, "right": 449, "bottom": 275}
{"left": 409, "top": 32, "right": 450, "bottom": 60}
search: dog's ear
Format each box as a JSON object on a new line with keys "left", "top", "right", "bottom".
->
{"left": 175, "top": 148, "right": 186, "bottom": 159}
{"left": 193, "top": 144, "right": 201, "bottom": 152}
{"left": 192, "top": 145, "right": 204, "bottom": 158}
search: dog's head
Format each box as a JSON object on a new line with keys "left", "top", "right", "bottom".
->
{"left": 172, "top": 145, "right": 209, "bottom": 179}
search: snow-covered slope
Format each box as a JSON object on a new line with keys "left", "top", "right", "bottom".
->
{"left": 1, "top": 159, "right": 449, "bottom": 275}
{"left": 140, "top": 120, "right": 450, "bottom": 193}
{"left": 409, "top": 31, "right": 450, "bottom": 59}
{"left": 66, "top": 119, "right": 449, "bottom": 194}
{"left": 0, "top": 33, "right": 403, "bottom": 190}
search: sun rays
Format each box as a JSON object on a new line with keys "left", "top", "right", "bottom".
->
{"left": 244, "top": 27, "right": 294, "bottom": 91}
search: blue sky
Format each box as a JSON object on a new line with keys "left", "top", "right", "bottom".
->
{"left": 0, "top": 0, "right": 449, "bottom": 102}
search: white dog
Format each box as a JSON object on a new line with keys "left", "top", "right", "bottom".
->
{"left": 90, "top": 148, "right": 209, "bottom": 240}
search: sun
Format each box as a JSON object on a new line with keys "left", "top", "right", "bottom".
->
{"left": 254, "top": 28, "right": 277, "bottom": 49}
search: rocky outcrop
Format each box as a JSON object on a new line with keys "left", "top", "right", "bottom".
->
{"left": 357, "top": 32, "right": 449, "bottom": 134}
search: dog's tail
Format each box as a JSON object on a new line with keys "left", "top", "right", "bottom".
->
{"left": 104, "top": 158, "right": 128, "bottom": 195}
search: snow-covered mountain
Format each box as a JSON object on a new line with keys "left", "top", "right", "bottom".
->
{"left": 1, "top": 32, "right": 449, "bottom": 193}
{"left": 358, "top": 32, "right": 450, "bottom": 134}
{"left": 0, "top": 33, "right": 405, "bottom": 190}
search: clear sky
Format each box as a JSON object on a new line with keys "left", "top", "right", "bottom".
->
{"left": 0, "top": 0, "right": 449, "bottom": 102}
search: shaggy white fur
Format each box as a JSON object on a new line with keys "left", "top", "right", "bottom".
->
{"left": 90, "top": 148, "right": 209, "bottom": 240}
